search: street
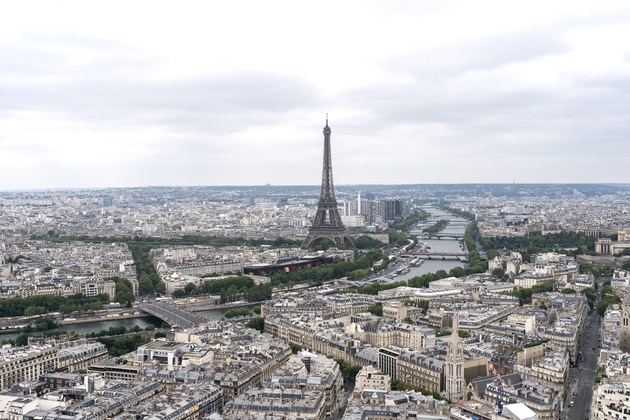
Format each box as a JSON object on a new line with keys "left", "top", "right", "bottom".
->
{"left": 333, "top": 382, "right": 355, "bottom": 420}
{"left": 562, "top": 299, "right": 601, "bottom": 420}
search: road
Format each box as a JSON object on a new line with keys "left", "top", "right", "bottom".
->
{"left": 333, "top": 381, "right": 355, "bottom": 419}
{"left": 138, "top": 300, "right": 207, "bottom": 328}
{"left": 562, "top": 297, "right": 601, "bottom": 420}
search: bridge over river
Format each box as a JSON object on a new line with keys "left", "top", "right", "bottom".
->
{"left": 138, "top": 301, "right": 207, "bottom": 328}
{"left": 402, "top": 251, "right": 468, "bottom": 260}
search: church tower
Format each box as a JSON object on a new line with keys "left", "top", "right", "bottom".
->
{"left": 444, "top": 314, "right": 465, "bottom": 402}
{"left": 619, "top": 294, "right": 630, "bottom": 352}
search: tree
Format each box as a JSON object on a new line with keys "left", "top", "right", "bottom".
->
{"left": 492, "top": 268, "right": 506, "bottom": 279}
{"left": 24, "top": 306, "right": 46, "bottom": 317}
{"left": 246, "top": 316, "right": 265, "bottom": 331}
{"left": 354, "top": 235, "right": 385, "bottom": 249}
{"left": 161, "top": 322, "right": 170, "bottom": 329}
{"left": 155, "top": 281, "right": 166, "bottom": 294}
{"left": 317, "top": 238, "right": 336, "bottom": 251}
{"left": 184, "top": 282, "right": 197, "bottom": 295}
{"left": 391, "top": 379, "right": 406, "bottom": 391}
{"left": 106, "top": 276, "right": 135, "bottom": 305}
{"left": 334, "top": 358, "right": 361, "bottom": 381}
{"left": 253, "top": 305, "right": 261, "bottom": 315}
{"left": 154, "top": 332, "right": 167, "bottom": 339}
{"left": 449, "top": 267, "right": 465, "bottom": 278}
{"left": 173, "top": 289, "right": 186, "bottom": 298}
{"left": 403, "top": 317, "right": 414, "bottom": 324}
{"left": 138, "top": 274, "right": 154, "bottom": 295}
{"left": 36, "top": 316, "right": 58, "bottom": 330}
{"left": 367, "top": 303, "right": 383, "bottom": 316}
{"left": 145, "top": 324, "right": 156, "bottom": 331}
{"left": 16, "top": 333, "right": 29, "bottom": 347}
{"left": 224, "top": 308, "right": 251, "bottom": 319}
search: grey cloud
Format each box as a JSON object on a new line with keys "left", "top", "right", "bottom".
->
{"left": 0, "top": 38, "right": 319, "bottom": 135}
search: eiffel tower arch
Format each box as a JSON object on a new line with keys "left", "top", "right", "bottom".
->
{"left": 303, "top": 117, "right": 355, "bottom": 249}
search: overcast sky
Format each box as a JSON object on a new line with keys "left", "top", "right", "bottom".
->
{"left": 2, "top": 1, "right": 630, "bottom": 189}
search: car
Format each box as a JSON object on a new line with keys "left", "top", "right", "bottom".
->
{"left": 570, "top": 400, "right": 575, "bottom": 407}
{"left": 579, "top": 366, "right": 582, "bottom": 370}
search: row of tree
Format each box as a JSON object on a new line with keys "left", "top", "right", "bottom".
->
{"left": 579, "top": 264, "right": 616, "bottom": 276}
{"left": 598, "top": 280, "right": 621, "bottom": 316}
{"left": 128, "top": 243, "right": 163, "bottom": 296}
{"left": 224, "top": 308, "right": 252, "bottom": 318}
{"left": 354, "top": 235, "right": 386, "bottom": 250}
{"left": 97, "top": 334, "right": 150, "bottom": 357}
{"left": 105, "top": 276, "right": 136, "bottom": 305}
{"left": 270, "top": 250, "right": 385, "bottom": 286}
{"left": 389, "top": 209, "right": 429, "bottom": 232}
{"left": 59, "top": 300, "right": 103, "bottom": 314}
{"left": 480, "top": 231, "right": 599, "bottom": 262}
{"left": 508, "top": 280, "right": 554, "bottom": 305}
{"left": 438, "top": 205, "right": 475, "bottom": 221}
{"left": 0, "top": 293, "right": 109, "bottom": 318}
{"left": 84, "top": 324, "right": 164, "bottom": 338}
{"left": 422, "top": 219, "right": 449, "bottom": 234}
{"left": 172, "top": 276, "right": 273, "bottom": 303}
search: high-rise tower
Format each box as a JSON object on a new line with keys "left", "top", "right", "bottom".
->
{"left": 444, "top": 314, "right": 465, "bottom": 402}
{"left": 303, "top": 116, "right": 354, "bottom": 248}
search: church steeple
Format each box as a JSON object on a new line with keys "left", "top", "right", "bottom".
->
{"left": 619, "top": 294, "right": 630, "bottom": 352}
{"left": 444, "top": 313, "right": 465, "bottom": 402}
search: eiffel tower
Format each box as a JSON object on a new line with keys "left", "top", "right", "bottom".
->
{"left": 303, "top": 116, "right": 354, "bottom": 248}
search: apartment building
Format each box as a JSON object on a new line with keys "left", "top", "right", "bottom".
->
{"left": 56, "top": 341, "right": 108, "bottom": 373}
{"left": 224, "top": 388, "right": 326, "bottom": 420}
{"left": 397, "top": 350, "right": 445, "bottom": 393}
{"left": 0, "top": 346, "right": 58, "bottom": 391}
{"left": 355, "top": 365, "right": 391, "bottom": 392}
{"left": 591, "top": 381, "right": 630, "bottom": 420}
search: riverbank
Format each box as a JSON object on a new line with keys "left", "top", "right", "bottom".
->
{"left": 58, "top": 311, "right": 147, "bottom": 325}
{"left": 174, "top": 300, "right": 261, "bottom": 312}
{"left": 0, "top": 299, "right": 258, "bottom": 330}
{"left": 0, "top": 308, "right": 148, "bottom": 330}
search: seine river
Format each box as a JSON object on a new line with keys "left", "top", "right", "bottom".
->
{"left": 0, "top": 305, "right": 259, "bottom": 342}
{"left": 396, "top": 206, "right": 469, "bottom": 282}
{"left": 1, "top": 208, "right": 465, "bottom": 341}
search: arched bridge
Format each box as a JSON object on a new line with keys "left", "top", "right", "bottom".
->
{"left": 138, "top": 301, "right": 207, "bottom": 328}
{"left": 402, "top": 252, "right": 468, "bottom": 260}
{"left": 432, "top": 232, "right": 464, "bottom": 239}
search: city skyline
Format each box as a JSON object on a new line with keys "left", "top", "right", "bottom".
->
{"left": 2, "top": 2, "right": 630, "bottom": 189}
